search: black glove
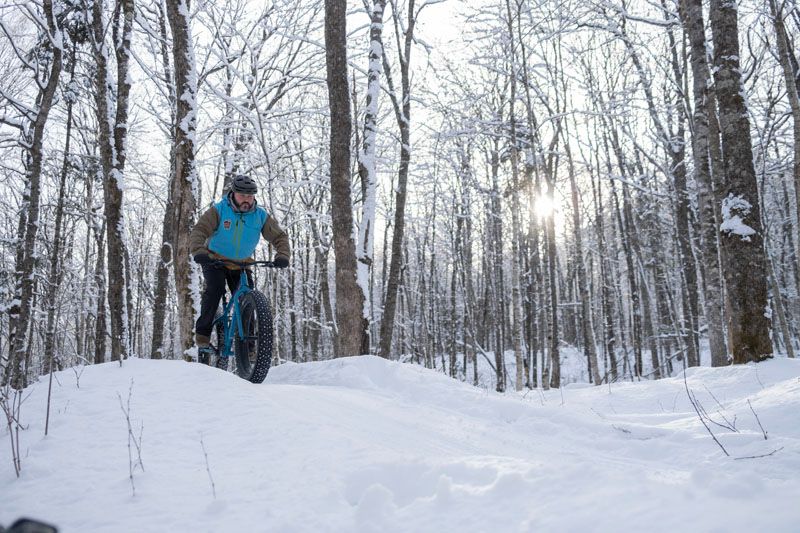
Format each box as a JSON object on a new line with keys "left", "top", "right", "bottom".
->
{"left": 193, "top": 253, "right": 215, "bottom": 265}
{"left": 273, "top": 256, "right": 289, "bottom": 269}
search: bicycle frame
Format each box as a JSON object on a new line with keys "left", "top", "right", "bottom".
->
{"left": 210, "top": 261, "right": 274, "bottom": 359}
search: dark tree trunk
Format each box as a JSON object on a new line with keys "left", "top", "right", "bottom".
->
{"left": 663, "top": 5, "right": 700, "bottom": 368}
{"left": 92, "top": 0, "right": 134, "bottom": 362}
{"left": 8, "top": 0, "right": 63, "bottom": 388}
{"left": 378, "top": 0, "right": 416, "bottom": 359}
{"left": 151, "top": 0, "right": 178, "bottom": 360}
{"left": 43, "top": 42, "right": 78, "bottom": 374}
{"left": 325, "top": 0, "right": 364, "bottom": 357}
{"left": 709, "top": 0, "right": 773, "bottom": 363}
{"left": 769, "top": 0, "right": 800, "bottom": 296}
{"left": 94, "top": 222, "right": 108, "bottom": 365}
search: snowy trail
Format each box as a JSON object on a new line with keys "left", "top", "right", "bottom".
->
{"left": 2, "top": 356, "right": 799, "bottom": 532}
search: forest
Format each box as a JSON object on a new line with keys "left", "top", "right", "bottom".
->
{"left": 1, "top": 0, "right": 798, "bottom": 394}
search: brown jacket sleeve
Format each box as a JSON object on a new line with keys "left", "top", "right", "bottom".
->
{"left": 261, "top": 215, "right": 290, "bottom": 260}
{"left": 189, "top": 206, "right": 220, "bottom": 256}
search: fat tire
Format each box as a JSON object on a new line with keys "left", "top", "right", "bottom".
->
{"left": 235, "top": 290, "right": 273, "bottom": 383}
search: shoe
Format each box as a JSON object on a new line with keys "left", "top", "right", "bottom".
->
{"left": 198, "top": 345, "right": 215, "bottom": 365}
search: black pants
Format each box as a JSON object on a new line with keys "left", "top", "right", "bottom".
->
{"left": 195, "top": 266, "right": 252, "bottom": 338}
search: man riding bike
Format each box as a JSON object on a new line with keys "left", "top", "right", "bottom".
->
{"left": 189, "top": 174, "right": 290, "bottom": 359}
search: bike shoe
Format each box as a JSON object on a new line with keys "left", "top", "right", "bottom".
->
{"left": 198, "top": 346, "right": 215, "bottom": 365}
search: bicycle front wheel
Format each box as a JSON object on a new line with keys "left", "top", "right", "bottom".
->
{"left": 235, "top": 290, "right": 273, "bottom": 383}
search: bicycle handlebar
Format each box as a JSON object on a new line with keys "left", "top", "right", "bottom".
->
{"left": 230, "top": 259, "right": 276, "bottom": 268}
{"left": 216, "top": 259, "right": 278, "bottom": 269}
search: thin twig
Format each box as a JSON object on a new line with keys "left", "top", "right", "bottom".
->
{"left": 694, "top": 392, "right": 737, "bottom": 433}
{"left": 754, "top": 368, "right": 765, "bottom": 390}
{"left": 71, "top": 364, "right": 85, "bottom": 389}
{"left": 1, "top": 386, "right": 22, "bottom": 477}
{"left": 200, "top": 434, "right": 217, "bottom": 499}
{"left": 45, "top": 354, "right": 55, "bottom": 436}
{"left": 118, "top": 379, "right": 144, "bottom": 496}
{"left": 684, "top": 370, "right": 729, "bottom": 456}
{"left": 747, "top": 399, "right": 768, "bottom": 440}
{"left": 734, "top": 447, "right": 783, "bottom": 460}
{"left": 589, "top": 407, "right": 607, "bottom": 420}
{"left": 703, "top": 384, "right": 738, "bottom": 431}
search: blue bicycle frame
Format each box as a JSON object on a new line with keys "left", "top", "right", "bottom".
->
{"left": 211, "top": 261, "right": 273, "bottom": 359}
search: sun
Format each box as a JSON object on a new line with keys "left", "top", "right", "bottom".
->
{"left": 534, "top": 194, "right": 556, "bottom": 219}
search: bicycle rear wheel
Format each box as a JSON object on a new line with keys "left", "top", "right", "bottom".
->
{"left": 235, "top": 290, "right": 273, "bottom": 383}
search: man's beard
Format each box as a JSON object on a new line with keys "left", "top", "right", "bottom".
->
{"left": 233, "top": 195, "right": 252, "bottom": 211}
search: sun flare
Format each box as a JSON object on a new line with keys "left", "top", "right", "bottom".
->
{"left": 534, "top": 194, "right": 556, "bottom": 219}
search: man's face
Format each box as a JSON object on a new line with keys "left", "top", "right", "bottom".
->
{"left": 233, "top": 192, "right": 255, "bottom": 211}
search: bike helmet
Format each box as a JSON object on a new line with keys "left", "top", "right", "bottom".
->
{"left": 231, "top": 174, "right": 258, "bottom": 195}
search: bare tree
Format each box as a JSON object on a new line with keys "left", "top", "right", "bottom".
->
{"left": 709, "top": 0, "right": 773, "bottom": 363}
{"left": 43, "top": 37, "right": 80, "bottom": 375}
{"left": 356, "top": 0, "right": 388, "bottom": 354}
{"left": 90, "top": 0, "right": 134, "bottom": 362}
{"left": 147, "top": 0, "right": 178, "bottom": 360}
{"left": 378, "top": 0, "right": 423, "bottom": 359}
{"left": 769, "top": 0, "right": 800, "bottom": 273}
{"left": 325, "top": 0, "right": 363, "bottom": 357}
{"left": 681, "top": 0, "right": 728, "bottom": 366}
{"left": 1, "top": 0, "right": 63, "bottom": 387}
{"left": 166, "top": 0, "right": 199, "bottom": 358}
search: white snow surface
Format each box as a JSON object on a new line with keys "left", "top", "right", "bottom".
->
{"left": 3, "top": 356, "right": 799, "bottom": 532}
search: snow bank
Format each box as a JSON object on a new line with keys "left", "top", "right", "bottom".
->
{"left": 2, "top": 356, "right": 799, "bottom": 532}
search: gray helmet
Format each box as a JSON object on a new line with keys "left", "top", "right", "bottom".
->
{"left": 231, "top": 174, "right": 258, "bottom": 195}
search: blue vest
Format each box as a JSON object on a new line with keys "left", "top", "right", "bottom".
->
{"left": 207, "top": 196, "right": 268, "bottom": 260}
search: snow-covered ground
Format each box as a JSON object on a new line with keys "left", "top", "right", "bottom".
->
{"left": 2, "top": 355, "right": 799, "bottom": 532}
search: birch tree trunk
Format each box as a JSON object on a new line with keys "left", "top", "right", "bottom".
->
{"left": 325, "top": 0, "right": 364, "bottom": 357}
{"left": 505, "top": 0, "right": 526, "bottom": 391}
{"left": 709, "top": 0, "right": 773, "bottom": 363}
{"left": 544, "top": 141, "right": 560, "bottom": 388}
{"left": 357, "top": 0, "right": 388, "bottom": 355}
{"left": 489, "top": 142, "right": 506, "bottom": 392}
{"left": 166, "top": 0, "right": 200, "bottom": 357}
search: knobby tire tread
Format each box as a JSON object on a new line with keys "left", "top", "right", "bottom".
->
{"left": 235, "top": 290, "right": 273, "bottom": 383}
